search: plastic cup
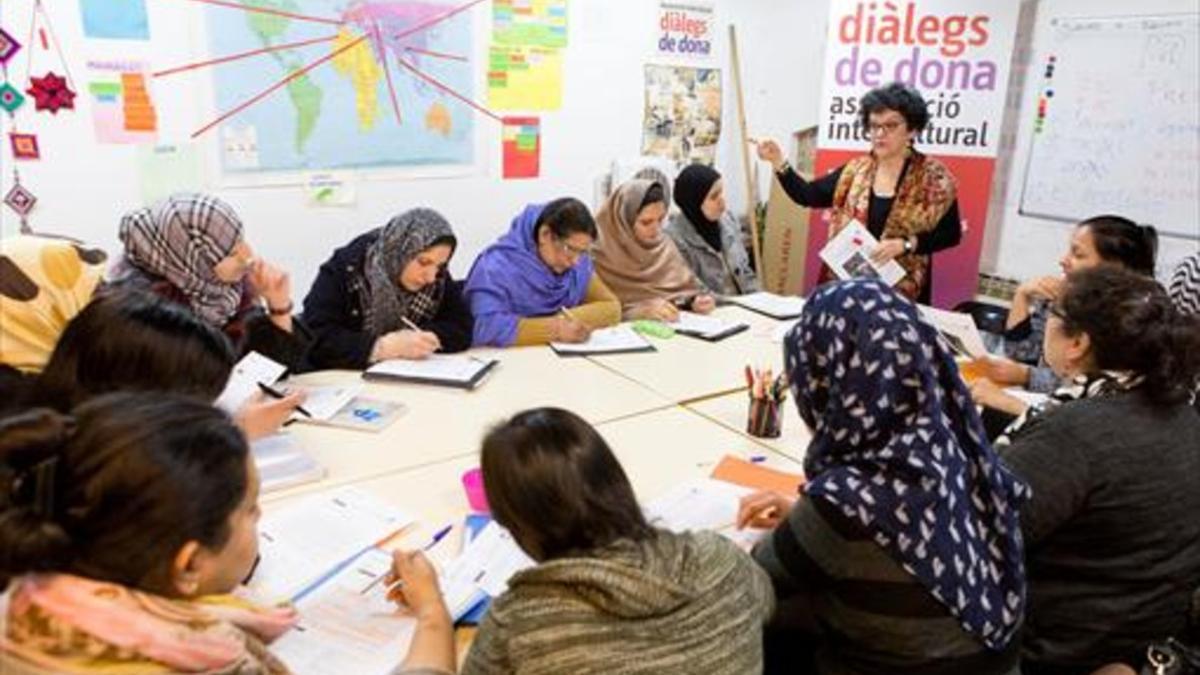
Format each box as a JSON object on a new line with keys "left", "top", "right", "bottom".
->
{"left": 462, "top": 468, "right": 489, "bottom": 513}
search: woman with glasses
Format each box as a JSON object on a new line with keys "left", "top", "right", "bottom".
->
{"left": 756, "top": 82, "right": 962, "bottom": 303}
{"left": 593, "top": 178, "right": 718, "bottom": 321}
{"left": 464, "top": 198, "right": 620, "bottom": 346}
{"left": 995, "top": 266, "right": 1200, "bottom": 674}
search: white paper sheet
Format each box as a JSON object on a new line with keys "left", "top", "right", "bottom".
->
{"left": 917, "top": 304, "right": 990, "bottom": 358}
{"left": 271, "top": 548, "right": 415, "bottom": 675}
{"left": 645, "top": 479, "right": 766, "bottom": 550}
{"left": 551, "top": 325, "right": 653, "bottom": 355}
{"left": 437, "top": 521, "right": 534, "bottom": 618}
{"left": 819, "top": 220, "right": 906, "bottom": 287}
{"left": 215, "top": 351, "right": 288, "bottom": 413}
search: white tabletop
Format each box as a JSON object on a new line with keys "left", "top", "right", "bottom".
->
{"left": 585, "top": 307, "right": 790, "bottom": 404}
{"left": 267, "top": 346, "right": 673, "bottom": 500}
{"left": 263, "top": 406, "right": 805, "bottom": 528}
{"left": 685, "top": 390, "right": 812, "bottom": 466}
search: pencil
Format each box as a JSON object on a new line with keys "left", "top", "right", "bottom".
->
{"left": 401, "top": 316, "right": 421, "bottom": 332}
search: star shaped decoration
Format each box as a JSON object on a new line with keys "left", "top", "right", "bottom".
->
{"left": 26, "top": 71, "right": 76, "bottom": 114}
{"left": 0, "top": 82, "right": 25, "bottom": 114}
{"left": 0, "top": 27, "right": 21, "bottom": 65}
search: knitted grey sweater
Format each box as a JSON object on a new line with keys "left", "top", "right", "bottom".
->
{"left": 461, "top": 529, "right": 774, "bottom": 674}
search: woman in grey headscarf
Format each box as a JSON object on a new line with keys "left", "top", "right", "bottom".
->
{"left": 302, "top": 208, "right": 474, "bottom": 369}
{"left": 113, "top": 192, "right": 308, "bottom": 370}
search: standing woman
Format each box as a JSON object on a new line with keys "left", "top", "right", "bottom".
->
{"left": 302, "top": 208, "right": 473, "bottom": 370}
{"left": 592, "top": 178, "right": 717, "bottom": 321}
{"left": 465, "top": 198, "right": 620, "bottom": 347}
{"left": 112, "top": 192, "right": 308, "bottom": 369}
{"left": 665, "top": 165, "right": 761, "bottom": 296}
{"left": 756, "top": 82, "right": 961, "bottom": 302}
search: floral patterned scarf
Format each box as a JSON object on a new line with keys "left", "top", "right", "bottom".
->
{"left": 825, "top": 150, "right": 957, "bottom": 301}
{"left": 2, "top": 573, "right": 297, "bottom": 674}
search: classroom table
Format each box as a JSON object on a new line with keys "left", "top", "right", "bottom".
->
{"left": 268, "top": 345, "right": 673, "bottom": 499}
{"left": 585, "top": 306, "right": 791, "bottom": 404}
{"left": 264, "top": 405, "right": 805, "bottom": 524}
{"left": 685, "top": 391, "right": 812, "bottom": 465}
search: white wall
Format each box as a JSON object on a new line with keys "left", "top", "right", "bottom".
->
{"left": 5, "top": 0, "right": 1192, "bottom": 301}
{"left": 980, "top": 0, "right": 1200, "bottom": 283}
{"left": 0, "top": 0, "right": 825, "bottom": 301}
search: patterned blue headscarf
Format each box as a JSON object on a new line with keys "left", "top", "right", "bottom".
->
{"left": 786, "top": 279, "right": 1030, "bottom": 650}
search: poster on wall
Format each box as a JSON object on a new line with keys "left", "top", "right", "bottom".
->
{"left": 641, "top": 64, "right": 721, "bottom": 165}
{"left": 86, "top": 59, "right": 158, "bottom": 144}
{"left": 656, "top": 1, "right": 715, "bottom": 61}
{"left": 79, "top": 0, "right": 150, "bottom": 41}
{"left": 804, "top": 0, "right": 1020, "bottom": 308}
{"left": 199, "top": 1, "right": 476, "bottom": 175}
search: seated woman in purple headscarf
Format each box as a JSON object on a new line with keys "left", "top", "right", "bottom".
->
{"left": 464, "top": 198, "right": 620, "bottom": 347}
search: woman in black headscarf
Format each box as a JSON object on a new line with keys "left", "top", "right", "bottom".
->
{"left": 665, "top": 164, "right": 760, "bottom": 296}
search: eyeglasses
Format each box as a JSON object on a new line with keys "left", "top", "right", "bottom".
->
{"left": 555, "top": 237, "right": 594, "bottom": 258}
{"left": 867, "top": 120, "right": 905, "bottom": 136}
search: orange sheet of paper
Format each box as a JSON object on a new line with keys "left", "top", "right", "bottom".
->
{"left": 710, "top": 455, "right": 805, "bottom": 494}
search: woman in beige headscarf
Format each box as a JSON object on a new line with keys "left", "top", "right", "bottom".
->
{"left": 0, "top": 234, "right": 107, "bottom": 373}
{"left": 593, "top": 179, "right": 717, "bottom": 321}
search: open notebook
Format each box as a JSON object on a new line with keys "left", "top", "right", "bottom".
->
{"left": 269, "top": 547, "right": 415, "bottom": 675}
{"left": 667, "top": 311, "right": 749, "bottom": 342}
{"left": 245, "top": 487, "right": 416, "bottom": 603}
{"left": 364, "top": 354, "right": 498, "bottom": 390}
{"left": 728, "top": 292, "right": 806, "bottom": 320}
{"left": 550, "top": 324, "right": 655, "bottom": 356}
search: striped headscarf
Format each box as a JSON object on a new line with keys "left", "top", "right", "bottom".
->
{"left": 117, "top": 193, "right": 244, "bottom": 327}
{"left": 358, "top": 208, "right": 455, "bottom": 337}
{"left": 1169, "top": 251, "right": 1200, "bottom": 317}
{"left": 786, "top": 278, "right": 1030, "bottom": 650}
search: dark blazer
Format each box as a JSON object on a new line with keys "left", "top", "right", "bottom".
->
{"left": 301, "top": 231, "right": 473, "bottom": 370}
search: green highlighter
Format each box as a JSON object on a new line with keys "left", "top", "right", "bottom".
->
{"left": 631, "top": 320, "right": 675, "bottom": 339}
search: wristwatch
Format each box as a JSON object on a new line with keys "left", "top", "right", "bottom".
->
{"left": 903, "top": 238, "right": 915, "bottom": 254}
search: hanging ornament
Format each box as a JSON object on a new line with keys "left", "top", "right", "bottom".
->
{"left": 20, "top": 1, "right": 76, "bottom": 116}
{"left": 25, "top": 71, "right": 74, "bottom": 113}
{"left": 4, "top": 172, "right": 38, "bottom": 232}
{"left": 0, "top": 82, "right": 24, "bottom": 113}
{"left": 0, "top": 27, "right": 20, "bottom": 65}
{"left": 9, "top": 132, "right": 39, "bottom": 159}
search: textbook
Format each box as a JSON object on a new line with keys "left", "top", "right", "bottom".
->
{"left": 287, "top": 385, "right": 407, "bottom": 433}
{"left": 245, "top": 487, "right": 416, "bottom": 603}
{"left": 917, "top": 304, "right": 990, "bottom": 358}
{"left": 437, "top": 521, "right": 535, "bottom": 622}
{"left": 270, "top": 547, "right": 415, "bottom": 675}
{"left": 550, "top": 324, "right": 656, "bottom": 356}
{"left": 251, "top": 433, "right": 326, "bottom": 493}
{"left": 667, "top": 311, "right": 749, "bottom": 342}
{"left": 728, "top": 292, "right": 806, "bottom": 320}
{"left": 644, "top": 477, "right": 764, "bottom": 550}
{"left": 363, "top": 354, "right": 499, "bottom": 390}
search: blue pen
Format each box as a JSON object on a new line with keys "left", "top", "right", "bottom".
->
{"left": 425, "top": 524, "right": 454, "bottom": 551}
{"left": 750, "top": 455, "right": 767, "bottom": 464}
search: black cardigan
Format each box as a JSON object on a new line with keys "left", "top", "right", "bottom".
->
{"left": 301, "top": 231, "right": 474, "bottom": 370}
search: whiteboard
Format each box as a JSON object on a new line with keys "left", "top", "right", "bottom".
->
{"left": 1019, "top": 14, "right": 1200, "bottom": 239}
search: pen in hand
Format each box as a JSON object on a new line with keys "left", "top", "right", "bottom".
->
{"left": 256, "top": 381, "right": 313, "bottom": 418}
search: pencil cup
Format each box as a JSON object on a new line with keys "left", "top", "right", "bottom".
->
{"left": 462, "top": 468, "right": 490, "bottom": 513}
{"left": 747, "top": 397, "right": 783, "bottom": 438}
